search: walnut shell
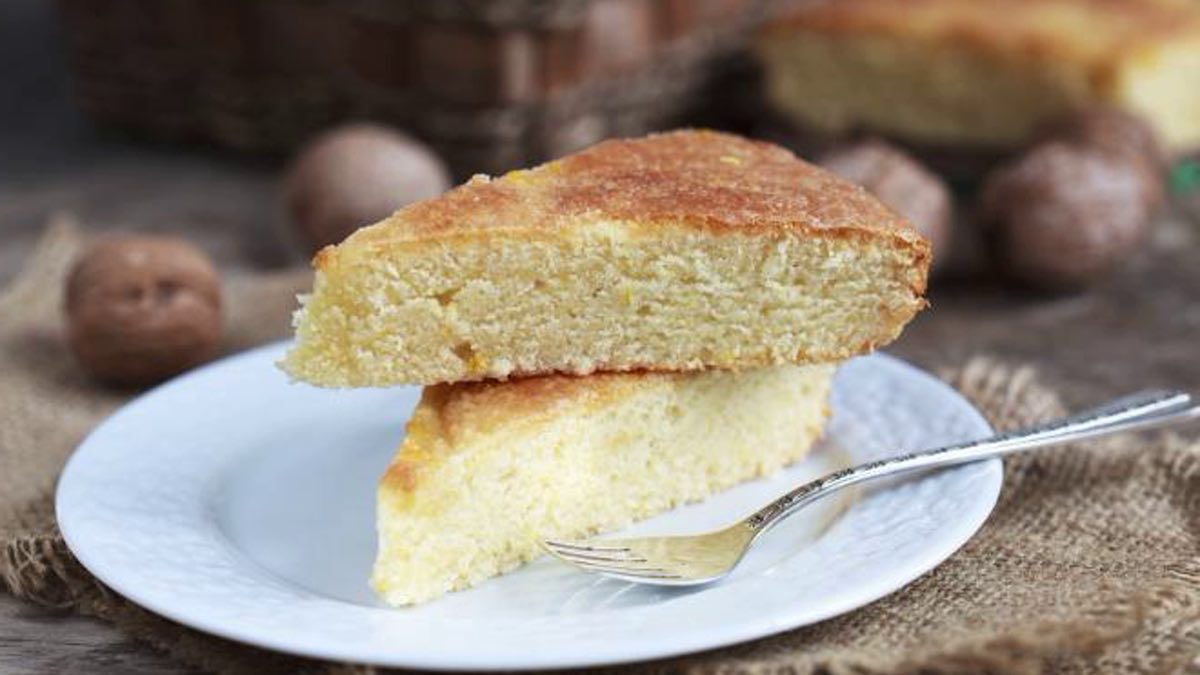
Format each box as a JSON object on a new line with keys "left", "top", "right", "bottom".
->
{"left": 284, "top": 123, "right": 451, "bottom": 254}
{"left": 1033, "top": 106, "right": 1167, "bottom": 210}
{"left": 979, "top": 142, "right": 1155, "bottom": 290}
{"left": 65, "top": 235, "right": 222, "bottom": 387}
{"left": 818, "top": 139, "right": 952, "bottom": 267}
{"left": 1035, "top": 106, "right": 1167, "bottom": 172}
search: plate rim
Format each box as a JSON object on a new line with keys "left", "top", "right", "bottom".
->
{"left": 56, "top": 342, "right": 1000, "bottom": 670}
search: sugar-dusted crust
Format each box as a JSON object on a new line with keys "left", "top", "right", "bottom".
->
{"left": 763, "top": 0, "right": 1200, "bottom": 66}
{"left": 317, "top": 129, "right": 928, "bottom": 278}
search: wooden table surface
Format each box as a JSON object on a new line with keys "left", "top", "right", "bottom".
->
{"left": 2, "top": 1, "right": 1198, "bottom": 673}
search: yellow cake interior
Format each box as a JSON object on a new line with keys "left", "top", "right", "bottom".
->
{"left": 285, "top": 221, "right": 923, "bottom": 387}
{"left": 757, "top": 0, "right": 1200, "bottom": 153}
{"left": 372, "top": 363, "right": 835, "bottom": 606}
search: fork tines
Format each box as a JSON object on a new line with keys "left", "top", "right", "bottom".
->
{"left": 541, "top": 539, "right": 683, "bottom": 580}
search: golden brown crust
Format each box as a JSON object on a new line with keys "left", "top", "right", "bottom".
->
{"left": 429, "top": 371, "right": 669, "bottom": 443}
{"left": 763, "top": 0, "right": 1200, "bottom": 66}
{"left": 379, "top": 371, "right": 675, "bottom": 492}
{"left": 318, "top": 130, "right": 927, "bottom": 269}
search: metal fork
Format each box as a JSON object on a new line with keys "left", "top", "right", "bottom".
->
{"left": 543, "top": 389, "right": 1200, "bottom": 586}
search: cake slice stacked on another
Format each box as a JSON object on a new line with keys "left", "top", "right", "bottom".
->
{"left": 283, "top": 130, "right": 931, "bottom": 606}
{"left": 282, "top": 130, "right": 928, "bottom": 387}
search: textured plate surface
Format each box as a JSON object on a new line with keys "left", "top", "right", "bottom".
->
{"left": 57, "top": 343, "right": 999, "bottom": 670}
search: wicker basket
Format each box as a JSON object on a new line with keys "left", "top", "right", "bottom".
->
{"left": 57, "top": 0, "right": 771, "bottom": 176}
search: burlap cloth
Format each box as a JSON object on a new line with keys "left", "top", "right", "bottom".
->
{"left": 2, "top": 220, "right": 1198, "bottom": 675}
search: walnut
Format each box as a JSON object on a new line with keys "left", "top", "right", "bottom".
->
{"left": 818, "top": 139, "right": 953, "bottom": 267}
{"left": 1035, "top": 106, "right": 1167, "bottom": 171}
{"left": 284, "top": 123, "right": 451, "bottom": 254}
{"left": 65, "top": 235, "right": 223, "bottom": 387}
{"left": 979, "top": 142, "right": 1155, "bottom": 290}
{"left": 1033, "top": 106, "right": 1167, "bottom": 210}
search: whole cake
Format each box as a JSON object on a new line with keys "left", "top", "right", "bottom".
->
{"left": 281, "top": 130, "right": 929, "bottom": 387}
{"left": 373, "top": 364, "right": 835, "bottom": 606}
{"left": 756, "top": 0, "right": 1200, "bottom": 159}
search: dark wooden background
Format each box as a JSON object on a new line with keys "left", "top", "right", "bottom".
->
{"left": 1, "top": 0, "right": 1197, "bottom": 672}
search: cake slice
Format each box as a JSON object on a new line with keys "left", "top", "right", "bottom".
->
{"left": 756, "top": 0, "right": 1200, "bottom": 159}
{"left": 282, "top": 130, "right": 928, "bottom": 387}
{"left": 372, "top": 363, "right": 834, "bottom": 606}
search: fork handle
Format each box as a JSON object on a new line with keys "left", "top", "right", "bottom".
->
{"left": 745, "top": 389, "right": 1200, "bottom": 534}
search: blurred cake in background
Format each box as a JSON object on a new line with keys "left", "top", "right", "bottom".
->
{"left": 756, "top": 0, "right": 1200, "bottom": 177}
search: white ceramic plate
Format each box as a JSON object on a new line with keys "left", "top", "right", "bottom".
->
{"left": 57, "top": 343, "right": 999, "bottom": 670}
